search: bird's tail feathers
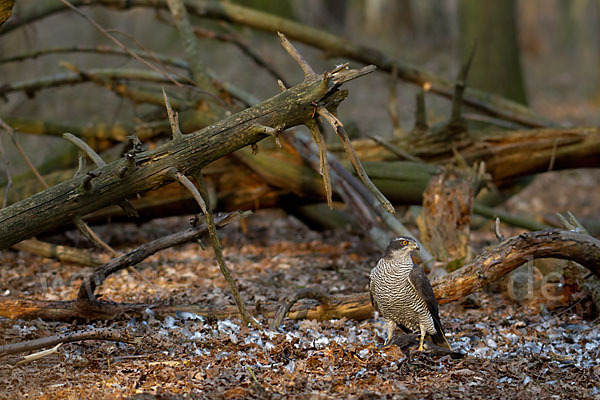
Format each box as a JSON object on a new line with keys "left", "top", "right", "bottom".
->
{"left": 432, "top": 326, "right": 452, "bottom": 351}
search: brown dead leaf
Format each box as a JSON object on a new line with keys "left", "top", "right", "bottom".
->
{"left": 0, "top": 0, "right": 14, "bottom": 27}
{"left": 222, "top": 386, "right": 247, "bottom": 399}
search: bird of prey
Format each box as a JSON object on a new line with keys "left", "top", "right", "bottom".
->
{"left": 369, "top": 236, "right": 452, "bottom": 350}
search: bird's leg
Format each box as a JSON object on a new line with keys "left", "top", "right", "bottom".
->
{"left": 418, "top": 324, "right": 426, "bottom": 351}
{"left": 383, "top": 320, "right": 396, "bottom": 347}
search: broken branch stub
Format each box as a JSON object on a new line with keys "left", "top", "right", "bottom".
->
{"left": 162, "top": 87, "right": 183, "bottom": 140}
{"left": 278, "top": 32, "right": 315, "bottom": 78}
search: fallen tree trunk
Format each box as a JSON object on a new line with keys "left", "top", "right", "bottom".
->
{"left": 1, "top": 229, "right": 597, "bottom": 321}
{"left": 0, "top": 64, "right": 374, "bottom": 249}
{"left": 342, "top": 127, "right": 600, "bottom": 182}
{"left": 4, "top": 126, "right": 599, "bottom": 226}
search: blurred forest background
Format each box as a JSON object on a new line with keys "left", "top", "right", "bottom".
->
{"left": 2, "top": 0, "right": 600, "bottom": 173}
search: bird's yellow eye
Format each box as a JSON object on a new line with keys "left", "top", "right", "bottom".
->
{"left": 402, "top": 240, "right": 408, "bottom": 246}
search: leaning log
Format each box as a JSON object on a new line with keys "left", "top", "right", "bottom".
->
{"left": 0, "top": 64, "right": 374, "bottom": 249}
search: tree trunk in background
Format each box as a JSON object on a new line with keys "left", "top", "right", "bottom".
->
{"left": 293, "top": 0, "right": 346, "bottom": 35}
{"left": 362, "top": 0, "right": 414, "bottom": 38}
{"left": 459, "top": 0, "right": 528, "bottom": 104}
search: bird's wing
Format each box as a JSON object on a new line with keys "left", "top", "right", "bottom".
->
{"left": 409, "top": 264, "right": 452, "bottom": 349}
{"left": 368, "top": 271, "right": 378, "bottom": 312}
{"left": 408, "top": 263, "right": 442, "bottom": 327}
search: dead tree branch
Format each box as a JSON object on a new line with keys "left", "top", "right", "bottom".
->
{"left": 0, "top": 328, "right": 135, "bottom": 356}
{"left": 3, "top": 229, "right": 596, "bottom": 322}
{"left": 0, "top": 0, "right": 556, "bottom": 128}
{"left": 0, "top": 118, "right": 49, "bottom": 189}
{"left": 0, "top": 58, "right": 373, "bottom": 249}
{"left": 270, "top": 287, "right": 330, "bottom": 330}
{"left": 76, "top": 210, "right": 249, "bottom": 304}
{"left": 12, "top": 238, "right": 108, "bottom": 267}
{"left": 194, "top": 26, "right": 289, "bottom": 87}
{"left": 0, "top": 45, "right": 189, "bottom": 69}
{"left": 166, "top": 0, "right": 217, "bottom": 94}
{"left": 58, "top": 0, "right": 183, "bottom": 87}
{"left": 0, "top": 68, "right": 186, "bottom": 98}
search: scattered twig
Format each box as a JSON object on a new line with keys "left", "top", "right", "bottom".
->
{"left": 162, "top": 88, "right": 183, "bottom": 140}
{"left": 0, "top": 45, "right": 189, "bottom": 69}
{"left": 73, "top": 215, "right": 118, "bottom": 257}
{"left": 74, "top": 153, "right": 86, "bottom": 178}
{"left": 12, "top": 238, "right": 108, "bottom": 267}
{"left": 0, "top": 68, "right": 187, "bottom": 98}
{"left": 317, "top": 106, "right": 395, "bottom": 214}
{"left": 63, "top": 133, "right": 106, "bottom": 167}
{"left": 186, "top": 170, "right": 260, "bottom": 328}
{"left": 473, "top": 203, "right": 548, "bottom": 231}
{"left": 305, "top": 120, "right": 332, "bottom": 208}
{"left": 0, "top": 118, "right": 49, "bottom": 189}
{"left": 368, "top": 134, "right": 422, "bottom": 162}
{"left": 63, "top": 132, "right": 138, "bottom": 218}
{"left": 15, "top": 343, "right": 62, "bottom": 365}
{"left": 194, "top": 26, "right": 289, "bottom": 88}
{"left": 277, "top": 79, "right": 287, "bottom": 92}
{"left": 169, "top": 168, "right": 258, "bottom": 327}
{"left": 0, "top": 133, "right": 12, "bottom": 208}
{"left": 252, "top": 124, "right": 281, "bottom": 147}
{"left": 58, "top": 0, "right": 183, "bottom": 88}
{"left": 2, "top": 115, "right": 134, "bottom": 142}
{"left": 556, "top": 211, "right": 589, "bottom": 235}
{"left": 0, "top": 328, "right": 134, "bottom": 356}
{"left": 105, "top": 28, "right": 195, "bottom": 87}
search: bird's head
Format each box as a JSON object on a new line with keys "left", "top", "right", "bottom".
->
{"left": 384, "top": 236, "right": 420, "bottom": 258}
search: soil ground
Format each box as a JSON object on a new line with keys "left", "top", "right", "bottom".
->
{"left": 1, "top": 171, "right": 599, "bottom": 399}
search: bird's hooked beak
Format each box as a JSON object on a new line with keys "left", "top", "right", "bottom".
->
{"left": 412, "top": 241, "right": 420, "bottom": 251}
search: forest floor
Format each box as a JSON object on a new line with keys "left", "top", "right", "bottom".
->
{"left": 1, "top": 170, "right": 600, "bottom": 399}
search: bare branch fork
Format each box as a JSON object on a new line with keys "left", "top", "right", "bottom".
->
{"left": 74, "top": 210, "right": 250, "bottom": 320}
{"left": 277, "top": 33, "right": 393, "bottom": 214}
